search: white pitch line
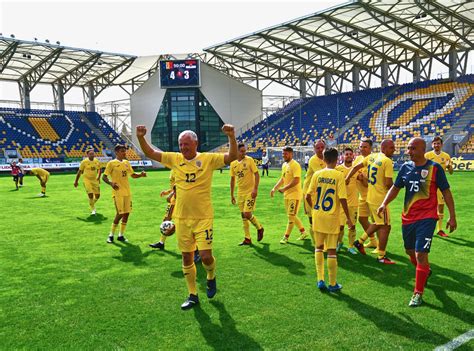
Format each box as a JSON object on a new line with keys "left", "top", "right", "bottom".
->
{"left": 434, "top": 330, "right": 474, "bottom": 351}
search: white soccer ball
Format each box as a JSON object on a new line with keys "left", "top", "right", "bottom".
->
{"left": 160, "top": 220, "right": 175, "bottom": 236}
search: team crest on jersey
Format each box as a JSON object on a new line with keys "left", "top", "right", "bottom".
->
{"left": 421, "top": 169, "right": 429, "bottom": 178}
{"left": 196, "top": 160, "right": 202, "bottom": 168}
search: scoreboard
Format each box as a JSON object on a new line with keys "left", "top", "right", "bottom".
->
{"left": 159, "top": 60, "right": 200, "bottom": 88}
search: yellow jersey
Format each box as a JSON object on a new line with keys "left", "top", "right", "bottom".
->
{"left": 362, "top": 152, "right": 393, "bottom": 205}
{"left": 160, "top": 152, "right": 225, "bottom": 219}
{"left": 281, "top": 159, "right": 303, "bottom": 200}
{"left": 302, "top": 155, "right": 325, "bottom": 192}
{"left": 425, "top": 150, "right": 451, "bottom": 171}
{"left": 230, "top": 156, "right": 258, "bottom": 196}
{"left": 79, "top": 158, "right": 101, "bottom": 181}
{"left": 336, "top": 163, "right": 358, "bottom": 207}
{"left": 104, "top": 159, "right": 134, "bottom": 197}
{"left": 31, "top": 168, "right": 49, "bottom": 177}
{"left": 354, "top": 154, "right": 369, "bottom": 201}
{"left": 307, "top": 168, "right": 347, "bottom": 234}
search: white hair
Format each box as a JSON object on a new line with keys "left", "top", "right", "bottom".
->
{"left": 178, "top": 130, "right": 198, "bottom": 142}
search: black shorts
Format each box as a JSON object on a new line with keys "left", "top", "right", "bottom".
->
{"left": 262, "top": 164, "right": 269, "bottom": 169}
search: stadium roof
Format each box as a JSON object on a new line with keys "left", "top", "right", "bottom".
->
{"left": 204, "top": 0, "right": 474, "bottom": 87}
{"left": 0, "top": 37, "right": 160, "bottom": 91}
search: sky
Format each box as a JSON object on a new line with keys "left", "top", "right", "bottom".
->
{"left": 0, "top": 0, "right": 344, "bottom": 104}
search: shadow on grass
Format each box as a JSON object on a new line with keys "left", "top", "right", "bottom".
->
{"left": 9, "top": 188, "right": 20, "bottom": 192}
{"left": 76, "top": 214, "right": 108, "bottom": 224}
{"left": 26, "top": 195, "right": 48, "bottom": 199}
{"left": 438, "top": 236, "right": 474, "bottom": 249}
{"left": 287, "top": 238, "right": 314, "bottom": 254}
{"left": 193, "top": 300, "right": 263, "bottom": 350}
{"left": 252, "top": 243, "right": 306, "bottom": 276}
{"left": 327, "top": 292, "right": 450, "bottom": 347}
{"left": 338, "top": 252, "right": 474, "bottom": 323}
{"left": 112, "top": 242, "right": 153, "bottom": 266}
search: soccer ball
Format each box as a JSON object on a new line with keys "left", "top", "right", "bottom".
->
{"left": 160, "top": 220, "right": 175, "bottom": 236}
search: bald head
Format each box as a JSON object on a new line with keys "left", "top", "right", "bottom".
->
{"left": 407, "top": 137, "right": 427, "bottom": 165}
{"left": 380, "top": 139, "right": 395, "bottom": 158}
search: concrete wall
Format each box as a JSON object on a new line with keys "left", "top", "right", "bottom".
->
{"left": 130, "top": 61, "right": 262, "bottom": 147}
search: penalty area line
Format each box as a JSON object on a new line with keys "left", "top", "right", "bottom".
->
{"left": 434, "top": 329, "right": 474, "bottom": 351}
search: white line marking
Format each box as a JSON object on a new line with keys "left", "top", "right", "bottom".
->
{"left": 434, "top": 329, "right": 474, "bottom": 351}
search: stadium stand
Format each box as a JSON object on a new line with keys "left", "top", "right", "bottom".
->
{"left": 0, "top": 108, "right": 141, "bottom": 160}
{"left": 239, "top": 76, "right": 474, "bottom": 157}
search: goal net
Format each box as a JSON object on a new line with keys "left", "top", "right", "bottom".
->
{"left": 266, "top": 146, "right": 314, "bottom": 169}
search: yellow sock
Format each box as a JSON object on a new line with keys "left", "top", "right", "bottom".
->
{"left": 294, "top": 216, "right": 305, "bottom": 231}
{"left": 377, "top": 250, "right": 386, "bottom": 259}
{"left": 327, "top": 255, "right": 338, "bottom": 286}
{"left": 182, "top": 263, "right": 197, "bottom": 295}
{"left": 315, "top": 249, "right": 325, "bottom": 281}
{"left": 242, "top": 219, "right": 251, "bottom": 239}
{"left": 249, "top": 215, "right": 262, "bottom": 230}
{"left": 89, "top": 198, "right": 95, "bottom": 210}
{"left": 202, "top": 257, "right": 216, "bottom": 280}
{"left": 110, "top": 223, "right": 118, "bottom": 235}
{"left": 41, "top": 186, "right": 46, "bottom": 194}
{"left": 120, "top": 222, "right": 127, "bottom": 235}
{"left": 348, "top": 228, "right": 356, "bottom": 248}
{"left": 338, "top": 228, "right": 344, "bottom": 244}
{"left": 359, "top": 232, "right": 369, "bottom": 244}
{"left": 285, "top": 221, "right": 295, "bottom": 236}
{"left": 437, "top": 214, "right": 444, "bottom": 232}
{"left": 160, "top": 234, "right": 167, "bottom": 243}
{"left": 369, "top": 235, "right": 378, "bottom": 246}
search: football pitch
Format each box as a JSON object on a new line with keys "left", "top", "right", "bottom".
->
{"left": 1, "top": 170, "right": 473, "bottom": 350}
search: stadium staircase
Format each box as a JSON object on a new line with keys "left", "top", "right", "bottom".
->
{"left": 335, "top": 86, "right": 400, "bottom": 140}
{"left": 81, "top": 113, "right": 116, "bottom": 152}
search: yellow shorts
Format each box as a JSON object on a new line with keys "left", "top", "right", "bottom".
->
{"left": 174, "top": 218, "right": 214, "bottom": 253}
{"left": 114, "top": 196, "right": 132, "bottom": 214}
{"left": 84, "top": 180, "right": 100, "bottom": 194}
{"left": 358, "top": 199, "right": 370, "bottom": 218}
{"left": 437, "top": 189, "right": 444, "bottom": 205}
{"left": 340, "top": 206, "right": 358, "bottom": 226}
{"left": 315, "top": 232, "right": 338, "bottom": 249}
{"left": 237, "top": 194, "right": 256, "bottom": 213}
{"left": 285, "top": 198, "right": 301, "bottom": 216}
{"left": 368, "top": 203, "right": 390, "bottom": 225}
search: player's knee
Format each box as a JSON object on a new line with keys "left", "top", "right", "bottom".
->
{"left": 243, "top": 212, "right": 252, "bottom": 219}
{"left": 415, "top": 252, "right": 429, "bottom": 265}
{"left": 182, "top": 252, "right": 194, "bottom": 266}
{"left": 199, "top": 250, "right": 213, "bottom": 263}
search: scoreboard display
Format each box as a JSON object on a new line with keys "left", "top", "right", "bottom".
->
{"left": 159, "top": 60, "right": 200, "bottom": 88}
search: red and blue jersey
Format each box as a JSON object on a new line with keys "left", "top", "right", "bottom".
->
{"left": 394, "top": 160, "right": 449, "bottom": 224}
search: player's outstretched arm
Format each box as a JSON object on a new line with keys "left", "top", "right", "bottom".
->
{"left": 131, "top": 171, "right": 146, "bottom": 179}
{"left": 442, "top": 188, "right": 457, "bottom": 233}
{"left": 377, "top": 185, "right": 401, "bottom": 215}
{"left": 74, "top": 169, "right": 82, "bottom": 188}
{"left": 222, "top": 124, "right": 237, "bottom": 165}
{"left": 346, "top": 162, "right": 364, "bottom": 184}
{"left": 136, "top": 125, "right": 162, "bottom": 162}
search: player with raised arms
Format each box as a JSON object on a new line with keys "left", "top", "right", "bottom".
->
{"left": 306, "top": 148, "right": 354, "bottom": 292}
{"left": 346, "top": 139, "right": 396, "bottom": 264}
{"left": 425, "top": 136, "right": 454, "bottom": 237}
{"left": 102, "top": 144, "right": 147, "bottom": 243}
{"left": 74, "top": 147, "right": 102, "bottom": 215}
{"left": 271, "top": 146, "right": 307, "bottom": 244}
{"left": 230, "top": 143, "right": 264, "bottom": 246}
{"left": 136, "top": 123, "right": 237, "bottom": 310}
{"left": 378, "top": 137, "right": 456, "bottom": 306}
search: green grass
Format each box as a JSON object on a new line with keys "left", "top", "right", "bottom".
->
{"left": 1, "top": 170, "right": 473, "bottom": 350}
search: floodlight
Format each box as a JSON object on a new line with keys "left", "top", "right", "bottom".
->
{"left": 45, "top": 39, "right": 50, "bottom": 43}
